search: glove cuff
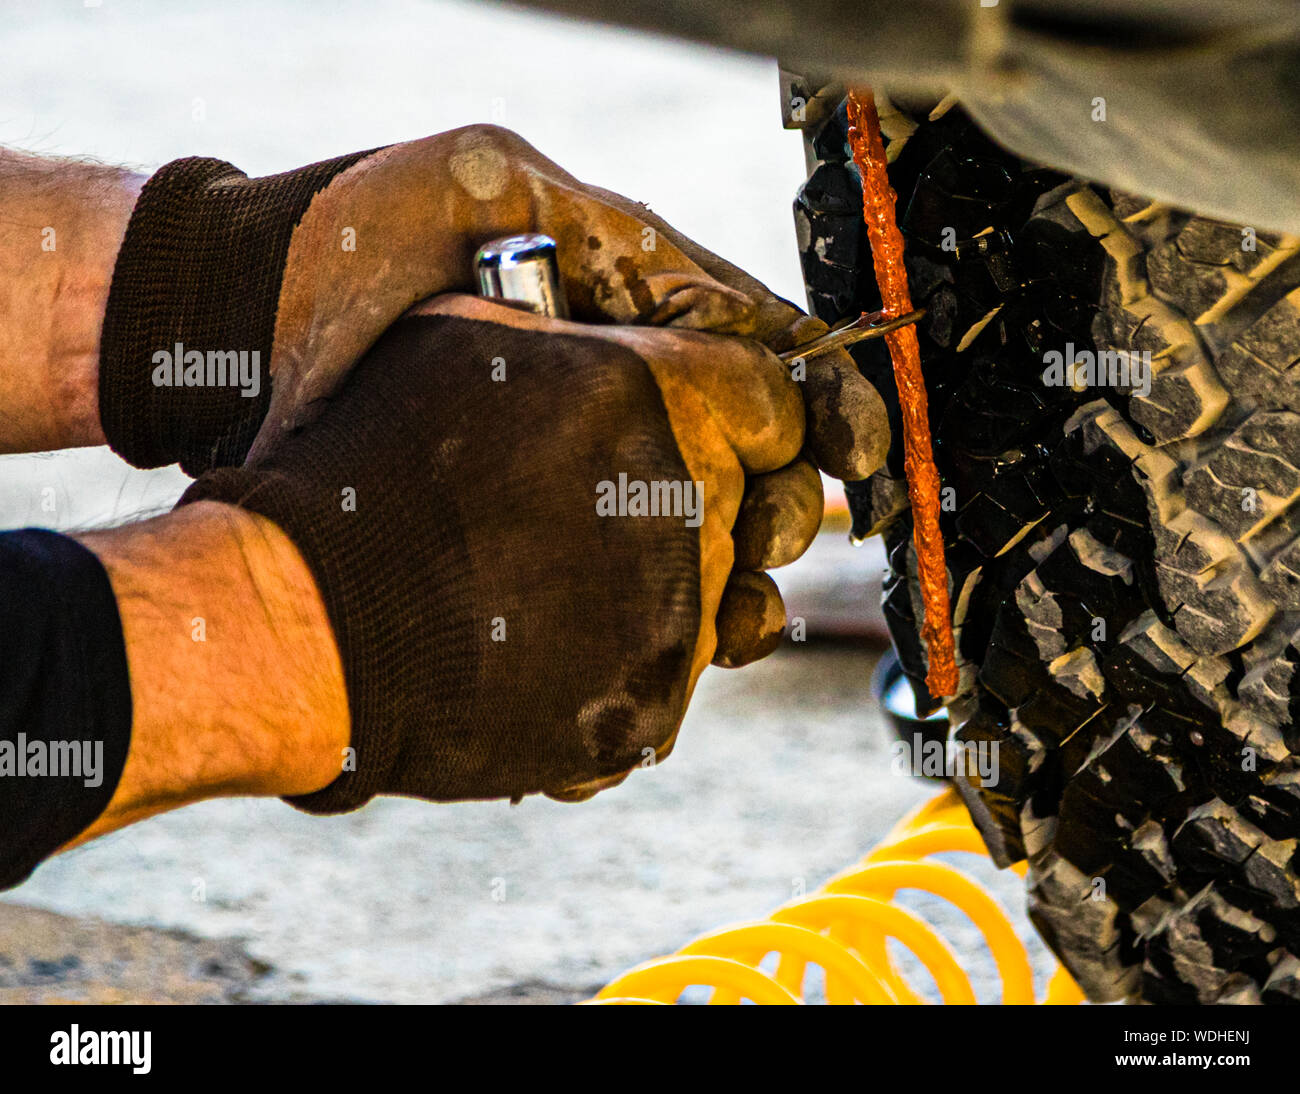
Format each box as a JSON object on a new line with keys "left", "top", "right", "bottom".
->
{"left": 99, "top": 151, "right": 374, "bottom": 475}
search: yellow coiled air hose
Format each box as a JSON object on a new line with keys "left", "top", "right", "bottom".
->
{"left": 590, "top": 789, "right": 1085, "bottom": 1005}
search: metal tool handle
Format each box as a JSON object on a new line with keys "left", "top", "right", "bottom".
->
{"left": 474, "top": 232, "right": 569, "bottom": 319}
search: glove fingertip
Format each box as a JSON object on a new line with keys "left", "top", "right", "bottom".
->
{"left": 711, "top": 571, "right": 786, "bottom": 668}
{"left": 733, "top": 458, "right": 824, "bottom": 571}
{"left": 803, "top": 354, "right": 891, "bottom": 482}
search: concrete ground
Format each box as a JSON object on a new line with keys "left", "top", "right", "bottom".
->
{"left": 1, "top": 629, "right": 1053, "bottom": 1004}
{"left": 4, "top": 637, "right": 937, "bottom": 1004}
{"left": 0, "top": 0, "right": 1053, "bottom": 1004}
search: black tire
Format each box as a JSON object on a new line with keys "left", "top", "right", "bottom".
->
{"left": 796, "top": 97, "right": 1300, "bottom": 1004}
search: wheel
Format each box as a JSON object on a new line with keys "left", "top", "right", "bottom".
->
{"left": 796, "top": 94, "right": 1300, "bottom": 1003}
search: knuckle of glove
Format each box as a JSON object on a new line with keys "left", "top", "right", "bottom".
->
{"left": 681, "top": 334, "right": 804, "bottom": 475}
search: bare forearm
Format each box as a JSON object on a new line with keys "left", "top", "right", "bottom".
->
{"left": 0, "top": 149, "right": 144, "bottom": 452}
{"left": 66, "top": 501, "right": 350, "bottom": 846}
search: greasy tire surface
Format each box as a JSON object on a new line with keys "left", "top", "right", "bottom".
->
{"left": 796, "top": 98, "right": 1300, "bottom": 1003}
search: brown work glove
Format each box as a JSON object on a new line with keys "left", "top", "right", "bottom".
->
{"left": 103, "top": 125, "right": 890, "bottom": 676}
{"left": 180, "top": 295, "right": 818, "bottom": 809}
{"left": 100, "top": 124, "right": 887, "bottom": 481}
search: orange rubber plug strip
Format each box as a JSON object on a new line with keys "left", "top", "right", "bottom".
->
{"left": 846, "top": 88, "right": 957, "bottom": 698}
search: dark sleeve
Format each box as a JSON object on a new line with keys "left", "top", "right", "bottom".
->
{"left": 0, "top": 529, "right": 132, "bottom": 890}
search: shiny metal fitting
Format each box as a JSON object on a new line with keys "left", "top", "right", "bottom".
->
{"left": 474, "top": 232, "right": 569, "bottom": 319}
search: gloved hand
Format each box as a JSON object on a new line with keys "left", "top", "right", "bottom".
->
{"left": 99, "top": 124, "right": 886, "bottom": 480}
{"left": 179, "top": 294, "right": 822, "bottom": 809}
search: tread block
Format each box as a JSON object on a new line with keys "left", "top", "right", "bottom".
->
{"left": 1183, "top": 409, "right": 1300, "bottom": 540}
